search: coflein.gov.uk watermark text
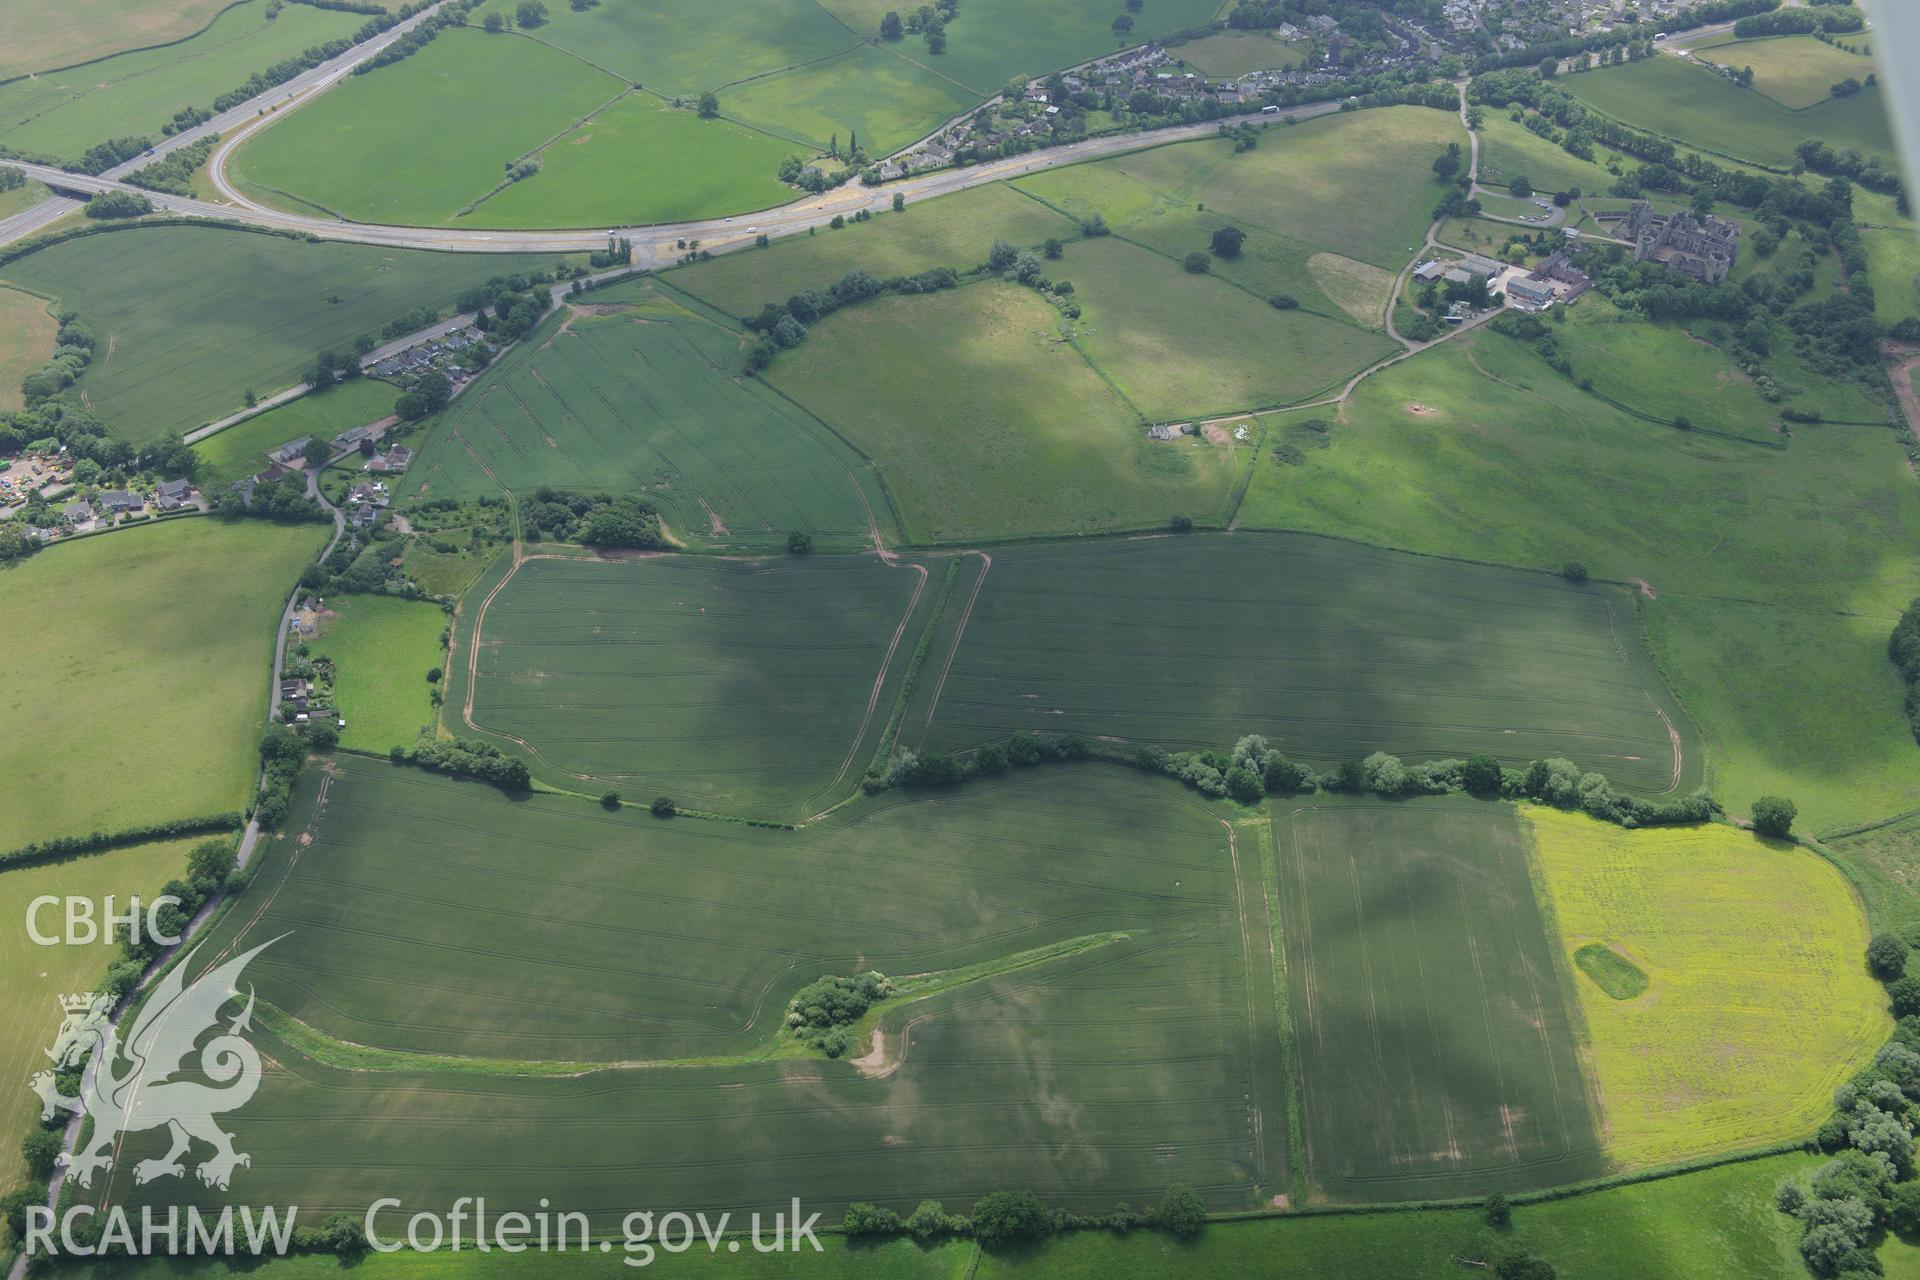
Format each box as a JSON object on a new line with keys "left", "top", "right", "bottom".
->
{"left": 26, "top": 1199, "right": 824, "bottom": 1268}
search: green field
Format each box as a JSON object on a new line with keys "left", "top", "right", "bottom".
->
{"left": 823, "top": 0, "right": 1225, "bottom": 99}
{"left": 231, "top": 30, "right": 627, "bottom": 226}
{"left": 1528, "top": 807, "right": 1885, "bottom": 1167}
{"left": 0, "top": 284, "right": 56, "bottom": 411}
{"left": 1474, "top": 113, "right": 1614, "bottom": 198}
{"left": 459, "top": 551, "right": 928, "bottom": 814}
{"left": 1174, "top": 30, "right": 1306, "bottom": 79}
{"left": 112, "top": 755, "right": 1286, "bottom": 1219}
{"left": 720, "top": 44, "right": 980, "bottom": 156}
{"left": 465, "top": 96, "right": 798, "bottom": 228}
{"left": 0, "top": 225, "right": 577, "bottom": 441}
{"left": 765, "top": 281, "right": 1242, "bottom": 543}
{"left": 1273, "top": 798, "right": 1603, "bottom": 1200}
{"left": 1235, "top": 332, "right": 1920, "bottom": 831}
{"left": 1561, "top": 54, "right": 1894, "bottom": 168}
{"left": 912, "top": 532, "right": 1696, "bottom": 793}
{"left": 1061, "top": 236, "right": 1394, "bottom": 418}
{"left": 471, "top": 0, "right": 856, "bottom": 99}
{"left": 1013, "top": 107, "right": 1465, "bottom": 273}
{"left": 3, "top": 0, "right": 244, "bottom": 80}
{"left": 0, "top": 518, "right": 324, "bottom": 850}
{"left": 1539, "top": 296, "right": 1794, "bottom": 440}
{"left": 1865, "top": 225, "right": 1920, "bottom": 326}
{"left": 1832, "top": 814, "right": 1920, "bottom": 936}
{"left": 410, "top": 285, "right": 890, "bottom": 551}
{"left": 0, "top": 837, "right": 203, "bottom": 1193}
{"left": 190, "top": 379, "right": 397, "bottom": 489}
{"left": 1693, "top": 34, "right": 1877, "bottom": 110}
{"left": 307, "top": 592, "right": 447, "bottom": 750}
{"left": 0, "top": 0, "right": 363, "bottom": 160}
{"left": 670, "top": 183, "right": 1080, "bottom": 318}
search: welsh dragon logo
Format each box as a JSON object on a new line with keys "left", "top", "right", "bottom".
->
{"left": 28, "top": 940, "right": 277, "bottom": 1191}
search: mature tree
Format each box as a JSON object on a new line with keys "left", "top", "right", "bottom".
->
{"left": 696, "top": 91, "right": 719, "bottom": 118}
{"left": 1183, "top": 250, "right": 1211, "bottom": 274}
{"left": 651, "top": 795, "right": 676, "bottom": 817}
{"left": 1433, "top": 143, "right": 1462, "bottom": 181}
{"left": 1537, "top": 55, "right": 1558, "bottom": 78}
{"left": 843, "top": 1203, "right": 902, "bottom": 1236}
{"left": 1751, "top": 795, "right": 1798, "bottom": 838}
{"left": 1561, "top": 561, "right": 1588, "bottom": 582}
{"left": 1890, "top": 974, "right": 1920, "bottom": 1018}
{"left": 880, "top": 9, "right": 903, "bottom": 39}
{"left": 301, "top": 437, "right": 332, "bottom": 467}
{"left": 1485, "top": 1192, "right": 1512, "bottom": 1227}
{"left": 926, "top": 28, "right": 945, "bottom": 53}
{"left": 1889, "top": 1180, "right": 1920, "bottom": 1235}
{"left": 1495, "top": 1252, "right": 1557, "bottom": 1280}
{"left": 1868, "top": 932, "right": 1911, "bottom": 981}
{"left": 1158, "top": 1184, "right": 1206, "bottom": 1236}
{"left": 515, "top": 0, "right": 547, "bottom": 27}
{"left": 892, "top": 191, "right": 905, "bottom": 212}
{"left": 1043, "top": 236, "right": 1063, "bottom": 259}
{"left": 788, "top": 530, "right": 813, "bottom": 554}
{"left": 905, "top": 1200, "right": 952, "bottom": 1240}
{"left": 970, "top": 1191, "right": 1053, "bottom": 1247}
{"left": 1462, "top": 754, "right": 1503, "bottom": 796}
{"left": 23, "top": 1129, "right": 63, "bottom": 1178}
{"left": 1225, "top": 766, "right": 1263, "bottom": 806}
{"left": 1111, "top": 13, "right": 1134, "bottom": 38}
{"left": 987, "top": 239, "right": 1020, "bottom": 271}
{"left": 600, "top": 790, "right": 622, "bottom": 811}
{"left": 1210, "top": 225, "right": 1245, "bottom": 259}
{"left": 1509, "top": 174, "right": 1533, "bottom": 198}
{"left": 483, "top": 11, "right": 504, "bottom": 30}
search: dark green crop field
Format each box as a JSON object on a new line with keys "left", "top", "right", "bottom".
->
{"left": 114, "top": 756, "right": 1286, "bottom": 1220}
{"left": 0, "top": 226, "right": 578, "bottom": 441}
{"left": 913, "top": 532, "right": 1696, "bottom": 793}
{"left": 1271, "top": 798, "right": 1605, "bottom": 1201}
{"left": 457, "top": 551, "right": 931, "bottom": 816}
{"left": 410, "top": 285, "right": 890, "bottom": 551}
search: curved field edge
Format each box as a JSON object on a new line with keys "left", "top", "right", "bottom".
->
{"left": 1524, "top": 806, "right": 1888, "bottom": 1169}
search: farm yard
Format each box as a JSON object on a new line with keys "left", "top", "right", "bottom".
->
{"left": 1272, "top": 798, "right": 1604, "bottom": 1201}
{"left": 0, "top": 0, "right": 364, "bottom": 160}
{"left": 458, "top": 552, "right": 930, "bottom": 816}
{"left": 0, "top": 518, "right": 323, "bottom": 851}
{"left": 912, "top": 532, "right": 1696, "bottom": 794}
{"left": 765, "top": 283, "right": 1242, "bottom": 543}
{"left": 114, "top": 757, "right": 1283, "bottom": 1219}
{"left": 411, "top": 286, "right": 889, "bottom": 551}
{"left": 1526, "top": 807, "right": 1884, "bottom": 1167}
{"left": 0, "top": 225, "right": 578, "bottom": 442}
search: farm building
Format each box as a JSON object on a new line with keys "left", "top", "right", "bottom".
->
{"left": 1508, "top": 277, "right": 1555, "bottom": 307}
{"left": 1412, "top": 260, "right": 1446, "bottom": 283}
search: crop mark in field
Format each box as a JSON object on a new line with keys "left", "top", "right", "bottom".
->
{"left": 818, "top": 554, "right": 929, "bottom": 801}
{"left": 911, "top": 550, "right": 992, "bottom": 752}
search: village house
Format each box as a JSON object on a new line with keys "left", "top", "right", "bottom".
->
{"left": 96, "top": 490, "right": 142, "bottom": 516}
{"left": 272, "top": 436, "right": 313, "bottom": 464}
{"left": 154, "top": 478, "right": 193, "bottom": 511}
{"left": 63, "top": 500, "right": 92, "bottom": 525}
